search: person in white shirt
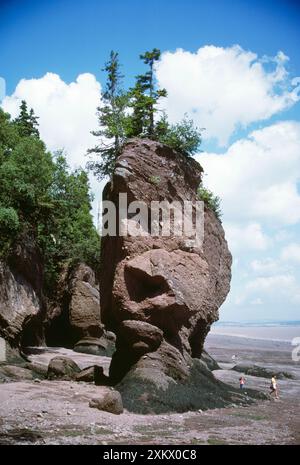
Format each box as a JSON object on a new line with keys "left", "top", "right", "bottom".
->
{"left": 270, "top": 376, "right": 279, "bottom": 399}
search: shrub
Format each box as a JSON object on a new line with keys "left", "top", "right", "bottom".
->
{"left": 197, "top": 184, "right": 222, "bottom": 220}
{"left": 156, "top": 115, "right": 202, "bottom": 156}
{"left": 0, "top": 206, "right": 20, "bottom": 235}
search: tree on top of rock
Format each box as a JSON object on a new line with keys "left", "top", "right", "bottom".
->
{"left": 127, "top": 48, "right": 167, "bottom": 138}
{"left": 87, "top": 51, "right": 128, "bottom": 179}
{"left": 14, "top": 100, "right": 40, "bottom": 138}
{"left": 87, "top": 49, "right": 203, "bottom": 180}
{"left": 126, "top": 48, "right": 202, "bottom": 155}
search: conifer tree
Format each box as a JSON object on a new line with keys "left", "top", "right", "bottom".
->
{"left": 87, "top": 48, "right": 203, "bottom": 169}
{"left": 14, "top": 100, "right": 40, "bottom": 138}
{"left": 87, "top": 51, "right": 128, "bottom": 179}
{"left": 127, "top": 48, "right": 167, "bottom": 138}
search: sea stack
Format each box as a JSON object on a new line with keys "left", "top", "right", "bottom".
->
{"left": 100, "top": 138, "right": 233, "bottom": 412}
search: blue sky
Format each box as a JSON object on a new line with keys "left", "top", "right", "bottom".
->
{"left": 1, "top": 0, "right": 300, "bottom": 93}
{"left": 1, "top": 0, "right": 300, "bottom": 322}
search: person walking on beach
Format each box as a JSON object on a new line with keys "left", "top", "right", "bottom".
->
{"left": 270, "top": 375, "right": 279, "bottom": 399}
{"left": 239, "top": 376, "right": 245, "bottom": 390}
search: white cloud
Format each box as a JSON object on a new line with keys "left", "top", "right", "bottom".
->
{"left": 155, "top": 44, "right": 300, "bottom": 320}
{"left": 224, "top": 222, "right": 271, "bottom": 252}
{"left": 196, "top": 121, "right": 300, "bottom": 226}
{"left": 250, "top": 258, "right": 281, "bottom": 275}
{"left": 245, "top": 274, "right": 300, "bottom": 305}
{"left": 156, "top": 45, "right": 300, "bottom": 145}
{"left": 2, "top": 72, "right": 101, "bottom": 165}
{"left": 1, "top": 72, "right": 104, "bottom": 221}
{"left": 198, "top": 120, "right": 300, "bottom": 320}
{"left": 281, "top": 243, "right": 300, "bottom": 264}
{"left": 250, "top": 298, "right": 263, "bottom": 306}
{"left": 274, "top": 230, "right": 294, "bottom": 243}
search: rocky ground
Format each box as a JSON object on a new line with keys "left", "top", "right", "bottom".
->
{"left": 0, "top": 335, "right": 299, "bottom": 445}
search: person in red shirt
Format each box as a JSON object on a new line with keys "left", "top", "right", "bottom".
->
{"left": 239, "top": 376, "right": 246, "bottom": 390}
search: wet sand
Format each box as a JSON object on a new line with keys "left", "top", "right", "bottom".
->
{"left": 0, "top": 334, "right": 299, "bottom": 445}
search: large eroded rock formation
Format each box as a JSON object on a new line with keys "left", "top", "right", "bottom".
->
{"left": 45, "top": 263, "right": 102, "bottom": 347}
{"left": 44, "top": 263, "right": 115, "bottom": 355}
{"left": 0, "top": 234, "right": 44, "bottom": 349}
{"left": 100, "top": 139, "right": 233, "bottom": 412}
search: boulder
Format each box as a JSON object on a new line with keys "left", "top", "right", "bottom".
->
{"left": 89, "top": 387, "right": 123, "bottom": 414}
{"left": 75, "top": 365, "right": 110, "bottom": 385}
{"left": 110, "top": 321, "right": 164, "bottom": 381}
{"left": 232, "top": 363, "right": 294, "bottom": 380}
{"left": 0, "top": 234, "right": 44, "bottom": 349}
{"left": 100, "top": 139, "right": 232, "bottom": 410}
{"left": 75, "top": 366, "right": 96, "bottom": 382}
{"left": 45, "top": 263, "right": 103, "bottom": 347}
{"left": 74, "top": 332, "right": 116, "bottom": 357}
{"left": 25, "top": 361, "right": 48, "bottom": 379}
{"left": 47, "top": 356, "right": 81, "bottom": 380}
{"left": 0, "top": 364, "right": 34, "bottom": 382}
{"left": 68, "top": 264, "right": 101, "bottom": 337}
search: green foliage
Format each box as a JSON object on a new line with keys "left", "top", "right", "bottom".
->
{"left": 0, "top": 137, "right": 54, "bottom": 221}
{"left": 127, "top": 48, "right": 167, "bottom": 138}
{"left": 0, "top": 207, "right": 20, "bottom": 254}
{"left": 87, "top": 49, "right": 203, "bottom": 180}
{"left": 197, "top": 183, "right": 222, "bottom": 220}
{"left": 0, "top": 104, "right": 100, "bottom": 293}
{"left": 39, "top": 153, "right": 100, "bottom": 292}
{"left": 13, "top": 100, "right": 40, "bottom": 138}
{"left": 155, "top": 114, "right": 202, "bottom": 156}
{"left": 0, "top": 207, "right": 19, "bottom": 233}
{"left": 0, "top": 109, "right": 20, "bottom": 159}
{"left": 149, "top": 175, "right": 161, "bottom": 185}
{"left": 87, "top": 51, "right": 128, "bottom": 179}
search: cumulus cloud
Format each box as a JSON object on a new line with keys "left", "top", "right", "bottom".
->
{"left": 224, "top": 222, "right": 271, "bottom": 253}
{"left": 196, "top": 121, "right": 300, "bottom": 226}
{"left": 281, "top": 243, "right": 300, "bottom": 263}
{"left": 1, "top": 72, "right": 104, "bottom": 220}
{"left": 245, "top": 274, "right": 300, "bottom": 305}
{"left": 156, "top": 45, "right": 300, "bottom": 145}
{"left": 2, "top": 72, "right": 101, "bottom": 165}
{"left": 198, "top": 120, "right": 300, "bottom": 319}
{"left": 250, "top": 258, "right": 282, "bottom": 276}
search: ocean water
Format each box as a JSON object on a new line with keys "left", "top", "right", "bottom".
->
{"left": 210, "top": 321, "right": 300, "bottom": 342}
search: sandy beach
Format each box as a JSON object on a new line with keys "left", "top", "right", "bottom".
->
{"left": 0, "top": 332, "right": 299, "bottom": 445}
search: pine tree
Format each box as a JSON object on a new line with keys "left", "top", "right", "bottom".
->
{"left": 87, "top": 51, "right": 128, "bottom": 179}
{"left": 127, "top": 48, "right": 167, "bottom": 138}
{"left": 87, "top": 48, "right": 203, "bottom": 171}
{"left": 14, "top": 100, "right": 40, "bottom": 138}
